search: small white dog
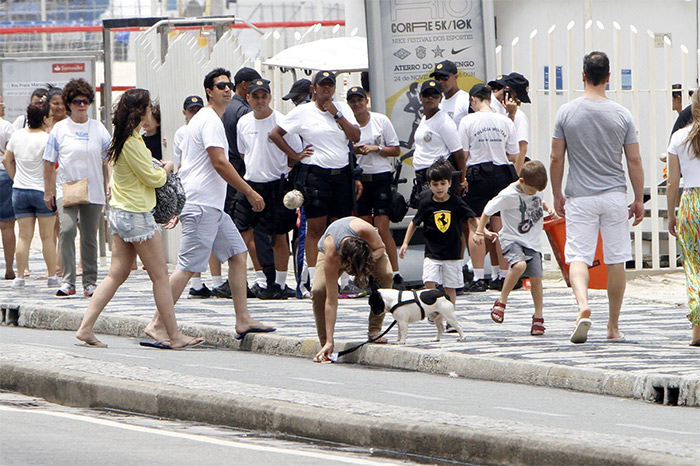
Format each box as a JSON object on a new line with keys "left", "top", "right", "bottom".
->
{"left": 368, "top": 281, "right": 465, "bottom": 344}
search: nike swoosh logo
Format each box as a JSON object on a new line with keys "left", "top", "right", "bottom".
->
{"left": 451, "top": 46, "right": 471, "bottom": 55}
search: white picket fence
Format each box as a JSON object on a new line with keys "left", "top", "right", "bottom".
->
{"left": 493, "top": 19, "right": 700, "bottom": 272}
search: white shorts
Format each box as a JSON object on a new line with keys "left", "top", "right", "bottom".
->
{"left": 422, "top": 257, "right": 464, "bottom": 289}
{"left": 564, "top": 191, "right": 632, "bottom": 266}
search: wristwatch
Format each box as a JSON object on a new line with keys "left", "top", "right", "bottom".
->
{"left": 333, "top": 111, "right": 343, "bottom": 120}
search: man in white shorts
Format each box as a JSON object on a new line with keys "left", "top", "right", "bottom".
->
{"left": 145, "top": 67, "right": 275, "bottom": 341}
{"left": 550, "top": 51, "right": 644, "bottom": 344}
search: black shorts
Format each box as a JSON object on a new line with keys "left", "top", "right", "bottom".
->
{"left": 233, "top": 178, "right": 297, "bottom": 235}
{"left": 357, "top": 172, "right": 393, "bottom": 217}
{"left": 298, "top": 164, "right": 354, "bottom": 219}
{"left": 464, "top": 162, "right": 517, "bottom": 216}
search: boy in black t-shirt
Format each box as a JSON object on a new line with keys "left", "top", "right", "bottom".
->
{"left": 400, "top": 159, "right": 477, "bottom": 305}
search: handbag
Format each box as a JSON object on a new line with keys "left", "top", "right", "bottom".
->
{"left": 151, "top": 158, "right": 186, "bottom": 224}
{"left": 62, "top": 178, "right": 89, "bottom": 207}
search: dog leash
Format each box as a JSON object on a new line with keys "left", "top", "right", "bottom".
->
{"left": 330, "top": 320, "right": 397, "bottom": 362}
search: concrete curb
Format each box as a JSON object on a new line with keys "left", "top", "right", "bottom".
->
{"left": 10, "top": 304, "right": 700, "bottom": 407}
{"left": 0, "top": 359, "right": 695, "bottom": 466}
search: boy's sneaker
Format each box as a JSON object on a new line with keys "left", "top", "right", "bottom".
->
{"left": 47, "top": 276, "right": 61, "bottom": 287}
{"left": 12, "top": 278, "right": 25, "bottom": 289}
{"left": 489, "top": 277, "right": 504, "bottom": 291}
{"left": 464, "top": 279, "right": 488, "bottom": 293}
{"left": 84, "top": 284, "right": 97, "bottom": 297}
{"left": 56, "top": 283, "right": 76, "bottom": 297}
{"left": 392, "top": 274, "right": 406, "bottom": 290}
{"left": 339, "top": 283, "right": 367, "bottom": 299}
{"left": 188, "top": 284, "right": 212, "bottom": 299}
{"left": 211, "top": 280, "right": 231, "bottom": 298}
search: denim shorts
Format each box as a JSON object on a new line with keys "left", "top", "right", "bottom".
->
{"left": 0, "top": 170, "right": 15, "bottom": 222}
{"left": 12, "top": 188, "right": 56, "bottom": 219}
{"left": 108, "top": 207, "right": 158, "bottom": 243}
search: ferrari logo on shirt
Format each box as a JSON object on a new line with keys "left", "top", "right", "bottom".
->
{"left": 434, "top": 210, "right": 451, "bottom": 233}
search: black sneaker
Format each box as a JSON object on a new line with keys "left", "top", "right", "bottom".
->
{"left": 249, "top": 283, "right": 266, "bottom": 299}
{"left": 392, "top": 274, "right": 406, "bottom": 290}
{"left": 465, "top": 279, "right": 488, "bottom": 292}
{"left": 282, "top": 285, "right": 296, "bottom": 298}
{"left": 462, "top": 265, "right": 474, "bottom": 284}
{"left": 211, "top": 280, "right": 231, "bottom": 298}
{"left": 258, "top": 283, "right": 288, "bottom": 300}
{"left": 247, "top": 284, "right": 256, "bottom": 298}
{"left": 188, "top": 284, "right": 212, "bottom": 298}
{"left": 489, "top": 277, "right": 504, "bottom": 291}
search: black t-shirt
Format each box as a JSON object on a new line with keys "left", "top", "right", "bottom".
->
{"left": 143, "top": 130, "right": 162, "bottom": 160}
{"left": 221, "top": 94, "right": 251, "bottom": 174}
{"left": 412, "top": 195, "right": 474, "bottom": 260}
{"left": 671, "top": 105, "right": 692, "bottom": 136}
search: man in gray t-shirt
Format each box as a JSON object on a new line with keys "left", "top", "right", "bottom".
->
{"left": 550, "top": 51, "right": 645, "bottom": 345}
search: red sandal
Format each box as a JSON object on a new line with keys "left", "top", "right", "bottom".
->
{"left": 531, "top": 316, "right": 545, "bottom": 335}
{"left": 490, "top": 300, "right": 506, "bottom": 324}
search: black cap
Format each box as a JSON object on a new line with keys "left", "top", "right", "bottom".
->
{"left": 487, "top": 75, "right": 507, "bottom": 90}
{"left": 282, "top": 78, "right": 311, "bottom": 101}
{"left": 234, "top": 67, "right": 262, "bottom": 86}
{"left": 503, "top": 72, "right": 531, "bottom": 103}
{"left": 346, "top": 86, "right": 367, "bottom": 99}
{"left": 469, "top": 83, "right": 490, "bottom": 99}
{"left": 420, "top": 79, "right": 443, "bottom": 95}
{"left": 429, "top": 60, "right": 458, "bottom": 78}
{"left": 183, "top": 95, "right": 204, "bottom": 110}
{"left": 313, "top": 70, "right": 336, "bottom": 85}
{"left": 248, "top": 79, "right": 271, "bottom": 95}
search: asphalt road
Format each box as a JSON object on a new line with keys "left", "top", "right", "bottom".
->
{"left": 1, "top": 325, "right": 698, "bottom": 452}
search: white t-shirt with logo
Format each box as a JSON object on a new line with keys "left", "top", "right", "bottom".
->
{"left": 356, "top": 112, "right": 400, "bottom": 175}
{"left": 0, "top": 119, "right": 15, "bottom": 171}
{"left": 6, "top": 129, "right": 49, "bottom": 191}
{"left": 490, "top": 97, "right": 529, "bottom": 143}
{"left": 459, "top": 111, "right": 519, "bottom": 166}
{"left": 43, "top": 118, "right": 111, "bottom": 204}
{"left": 484, "top": 182, "right": 545, "bottom": 252}
{"left": 237, "top": 110, "right": 302, "bottom": 183}
{"left": 278, "top": 101, "right": 358, "bottom": 169}
{"left": 179, "top": 107, "right": 229, "bottom": 211}
{"left": 440, "top": 89, "right": 471, "bottom": 126}
{"left": 412, "top": 110, "right": 462, "bottom": 171}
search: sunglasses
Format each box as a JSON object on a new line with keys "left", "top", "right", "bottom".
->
{"left": 435, "top": 75, "right": 450, "bottom": 81}
{"left": 71, "top": 98, "right": 91, "bottom": 106}
{"left": 421, "top": 91, "right": 441, "bottom": 98}
{"left": 214, "top": 81, "right": 234, "bottom": 90}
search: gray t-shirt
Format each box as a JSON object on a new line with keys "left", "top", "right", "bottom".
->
{"left": 552, "top": 97, "right": 638, "bottom": 198}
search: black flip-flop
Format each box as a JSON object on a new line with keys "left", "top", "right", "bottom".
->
{"left": 235, "top": 325, "right": 276, "bottom": 340}
{"left": 139, "top": 339, "right": 172, "bottom": 349}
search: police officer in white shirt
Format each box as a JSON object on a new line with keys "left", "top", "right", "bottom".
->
{"left": 489, "top": 72, "right": 531, "bottom": 174}
{"left": 430, "top": 60, "right": 471, "bottom": 126}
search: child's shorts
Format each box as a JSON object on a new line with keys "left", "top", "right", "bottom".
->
{"left": 422, "top": 257, "right": 464, "bottom": 289}
{"left": 502, "top": 242, "right": 543, "bottom": 278}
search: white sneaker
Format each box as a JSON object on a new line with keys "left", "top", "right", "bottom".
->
{"left": 47, "top": 276, "right": 60, "bottom": 287}
{"left": 84, "top": 283, "right": 97, "bottom": 297}
{"left": 12, "top": 278, "right": 25, "bottom": 289}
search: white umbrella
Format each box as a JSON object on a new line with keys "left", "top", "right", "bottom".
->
{"left": 264, "top": 36, "right": 368, "bottom": 73}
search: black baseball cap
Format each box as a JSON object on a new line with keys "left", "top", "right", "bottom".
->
{"left": 420, "top": 79, "right": 443, "bottom": 95}
{"left": 248, "top": 79, "right": 271, "bottom": 95}
{"left": 429, "top": 60, "right": 458, "bottom": 78}
{"left": 469, "top": 83, "right": 491, "bottom": 99}
{"left": 346, "top": 86, "right": 367, "bottom": 99}
{"left": 313, "top": 70, "right": 336, "bottom": 85}
{"left": 183, "top": 95, "right": 204, "bottom": 110}
{"left": 487, "top": 75, "right": 507, "bottom": 90}
{"left": 282, "top": 78, "right": 311, "bottom": 101}
{"left": 503, "top": 72, "right": 531, "bottom": 103}
{"left": 234, "top": 67, "right": 262, "bottom": 86}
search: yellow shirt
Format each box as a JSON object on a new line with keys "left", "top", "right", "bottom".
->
{"left": 110, "top": 132, "right": 167, "bottom": 212}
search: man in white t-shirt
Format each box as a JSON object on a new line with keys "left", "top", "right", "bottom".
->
{"left": 234, "top": 78, "right": 306, "bottom": 299}
{"left": 146, "top": 68, "right": 275, "bottom": 341}
{"left": 489, "top": 73, "right": 531, "bottom": 174}
{"left": 429, "top": 60, "right": 471, "bottom": 126}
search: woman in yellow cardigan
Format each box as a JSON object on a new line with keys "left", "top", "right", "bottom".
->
{"left": 75, "top": 89, "right": 203, "bottom": 349}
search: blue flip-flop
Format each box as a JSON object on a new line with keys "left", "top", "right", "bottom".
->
{"left": 139, "top": 339, "right": 172, "bottom": 349}
{"left": 235, "top": 325, "right": 276, "bottom": 340}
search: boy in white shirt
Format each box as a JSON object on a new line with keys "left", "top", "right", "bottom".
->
{"left": 473, "top": 161, "right": 554, "bottom": 336}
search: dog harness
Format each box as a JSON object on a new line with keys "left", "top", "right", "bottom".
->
{"left": 389, "top": 290, "right": 426, "bottom": 320}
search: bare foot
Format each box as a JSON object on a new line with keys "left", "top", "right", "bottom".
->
{"left": 144, "top": 324, "right": 168, "bottom": 342}
{"left": 169, "top": 335, "right": 205, "bottom": 349}
{"left": 75, "top": 329, "right": 107, "bottom": 347}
